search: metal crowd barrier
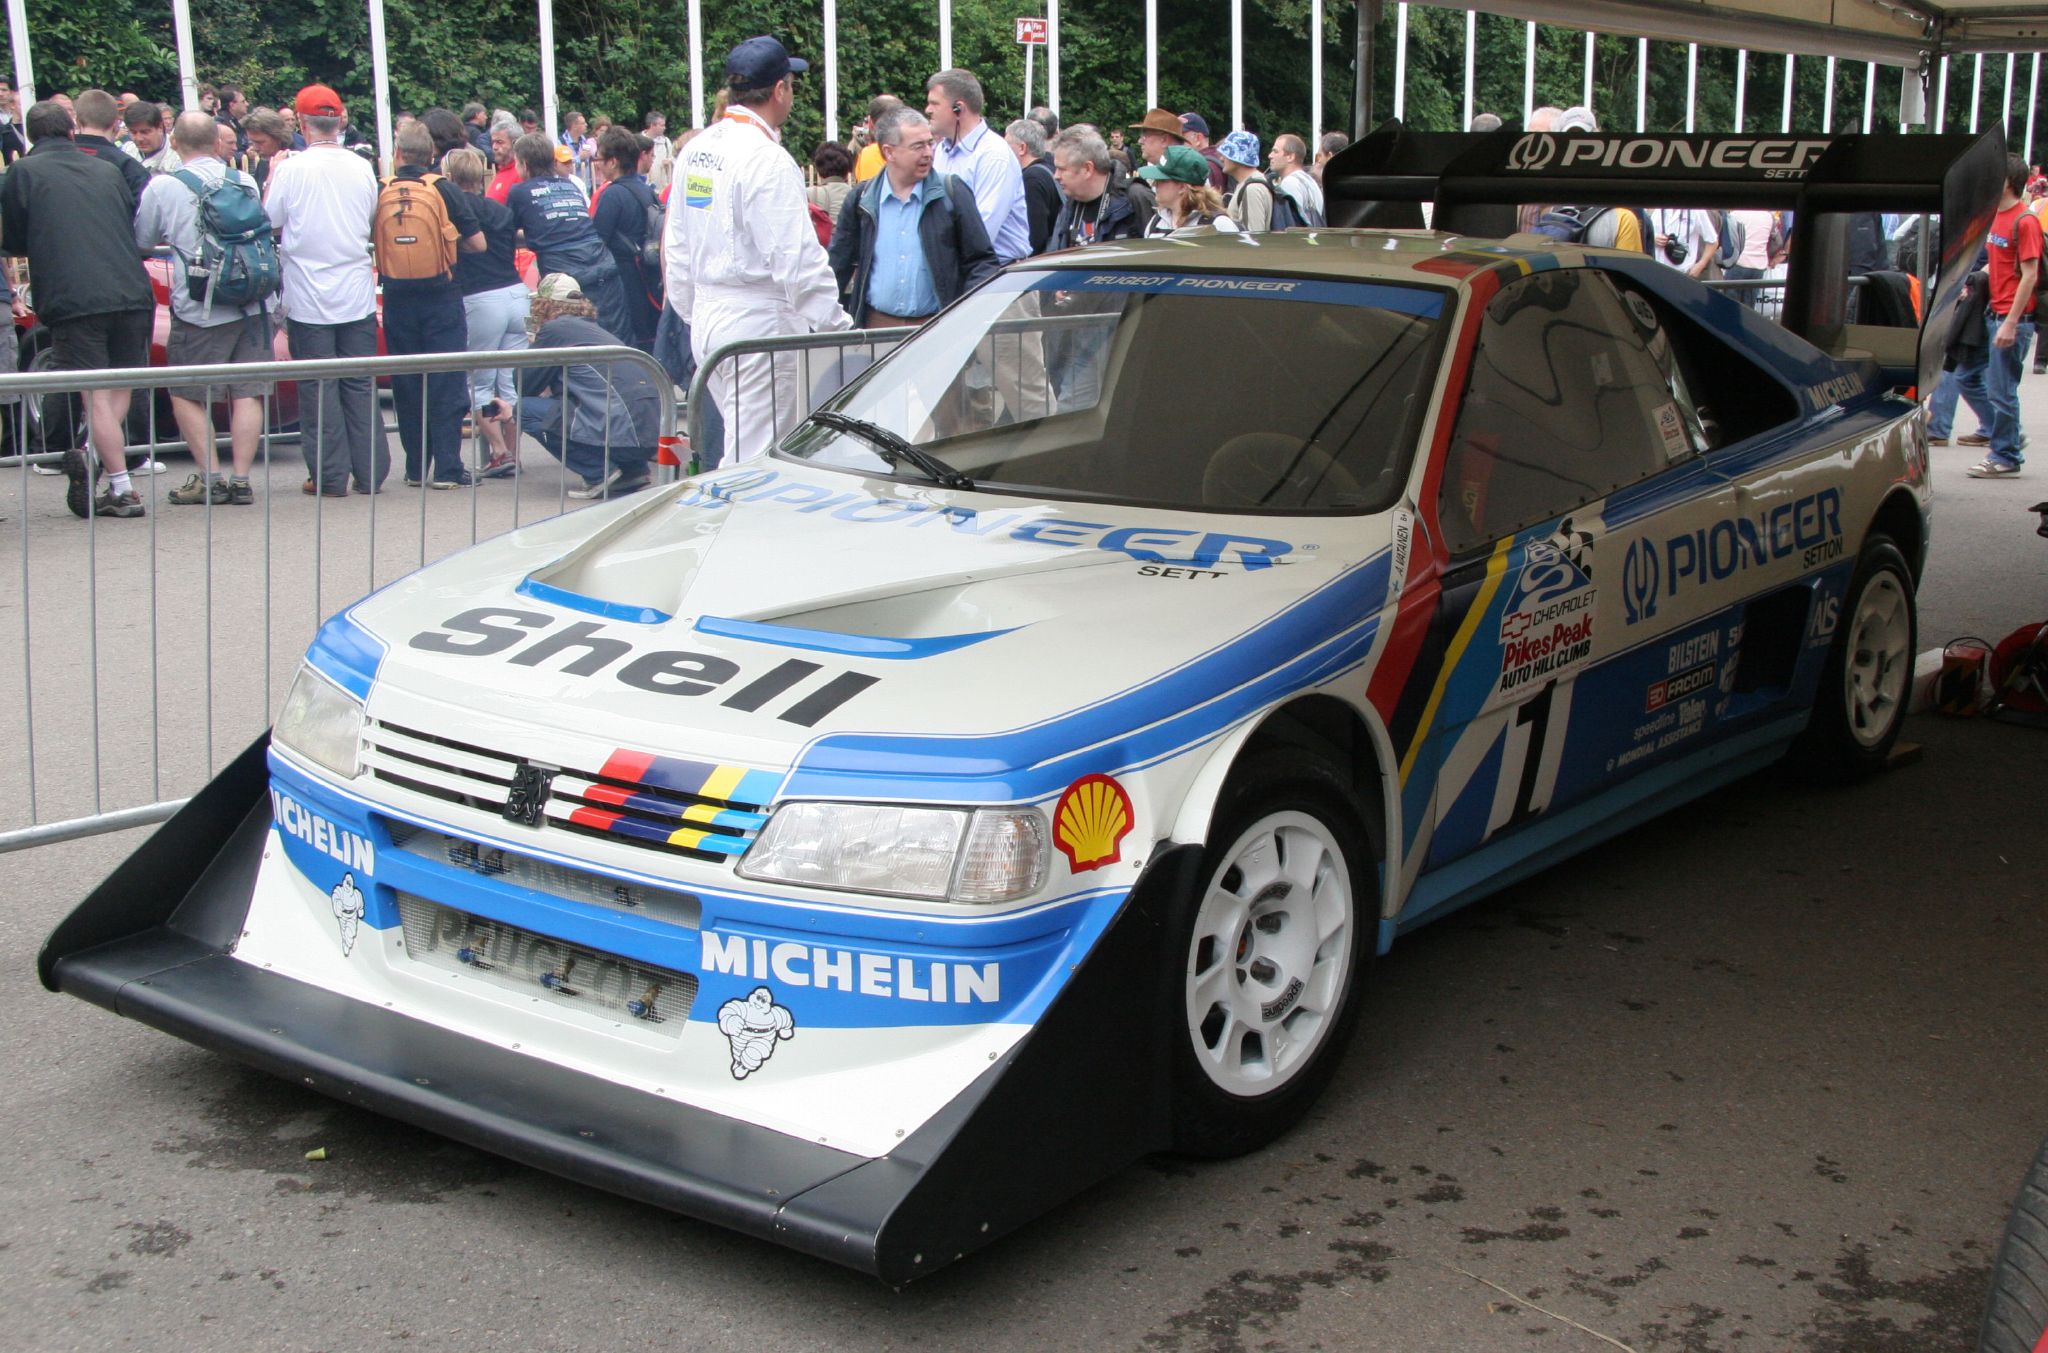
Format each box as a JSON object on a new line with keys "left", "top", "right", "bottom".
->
{"left": 0, "top": 344, "right": 676, "bottom": 853}
{"left": 686, "top": 327, "right": 914, "bottom": 461}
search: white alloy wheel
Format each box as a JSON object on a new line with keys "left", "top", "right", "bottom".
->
{"left": 1844, "top": 571, "right": 1912, "bottom": 748}
{"left": 1184, "top": 808, "right": 1356, "bottom": 1097}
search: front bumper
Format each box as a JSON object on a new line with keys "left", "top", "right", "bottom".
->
{"left": 40, "top": 737, "right": 1202, "bottom": 1283}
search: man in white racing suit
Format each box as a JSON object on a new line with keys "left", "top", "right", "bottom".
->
{"left": 666, "top": 36, "right": 852, "bottom": 464}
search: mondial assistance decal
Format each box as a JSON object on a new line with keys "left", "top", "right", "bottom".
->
{"left": 1486, "top": 521, "right": 1597, "bottom": 710}
{"left": 1053, "top": 773, "right": 1134, "bottom": 874}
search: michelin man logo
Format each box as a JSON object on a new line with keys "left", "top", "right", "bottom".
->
{"left": 717, "top": 986, "right": 795, "bottom": 1080}
{"left": 330, "top": 872, "right": 365, "bottom": 956}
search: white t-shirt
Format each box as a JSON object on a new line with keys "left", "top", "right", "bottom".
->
{"left": 1279, "top": 167, "right": 1324, "bottom": 223}
{"left": 1653, "top": 208, "right": 1718, "bottom": 272}
{"left": 263, "top": 143, "right": 378, "bottom": 324}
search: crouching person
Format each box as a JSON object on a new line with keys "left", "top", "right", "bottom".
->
{"left": 520, "top": 273, "right": 659, "bottom": 499}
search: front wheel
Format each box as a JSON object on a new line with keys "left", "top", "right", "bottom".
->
{"left": 1168, "top": 754, "right": 1376, "bottom": 1158}
{"left": 1795, "top": 534, "right": 1916, "bottom": 777}
{"left": 1979, "top": 1135, "right": 2048, "bottom": 1353}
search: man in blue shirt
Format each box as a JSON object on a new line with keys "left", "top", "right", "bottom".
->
{"left": 829, "top": 107, "right": 997, "bottom": 328}
{"left": 926, "top": 69, "right": 1030, "bottom": 264}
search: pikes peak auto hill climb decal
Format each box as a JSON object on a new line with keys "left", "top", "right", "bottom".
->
{"left": 1054, "top": 774, "right": 1135, "bottom": 873}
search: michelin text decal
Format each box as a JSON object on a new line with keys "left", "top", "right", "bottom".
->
{"left": 701, "top": 933, "right": 1002, "bottom": 1005}
{"left": 271, "top": 787, "right": 376, "bottom": 873}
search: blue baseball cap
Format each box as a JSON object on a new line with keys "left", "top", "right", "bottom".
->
{"left": 726, "top": 36, "right": 808, "bottom": 87}
{"left": 1179, "top": 113, "right": 1210, "bottom": 137}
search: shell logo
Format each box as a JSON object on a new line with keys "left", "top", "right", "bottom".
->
{"left": 1052, "top": 774, "right": 1134, "bottom": 873}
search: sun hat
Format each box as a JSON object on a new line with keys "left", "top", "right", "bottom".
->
{"left": 1137, "top": 144, "right": 1211, "bottom": 186}
{"left": 1215, "top": 129, "right": 1261, "bottom": 168}
{"left": 1128, "top": 108, "right": 1187, "bottom": 141}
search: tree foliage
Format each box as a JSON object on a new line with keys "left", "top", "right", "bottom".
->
{"left": 0, "top": 0, "right": 2033, "bottom": 162}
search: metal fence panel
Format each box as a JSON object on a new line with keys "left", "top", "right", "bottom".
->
{"left": 0, "top": 345, "right": 675, "bottom": 852}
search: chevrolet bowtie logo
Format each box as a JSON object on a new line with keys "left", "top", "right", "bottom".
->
{"left": 503, "top": 763, "right": 555, "bottom": 827}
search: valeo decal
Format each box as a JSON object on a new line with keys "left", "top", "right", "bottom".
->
{"left": 1053, "top": 773, "right": 1134, "bottom": 873}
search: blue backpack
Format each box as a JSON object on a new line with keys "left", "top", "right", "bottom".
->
{"left": 171, "top": 167, "right": 281, "bottom": 314}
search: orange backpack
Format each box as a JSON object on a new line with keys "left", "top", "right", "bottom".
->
{"left": 373, "top": 173, "right": 458, "bottom": 280}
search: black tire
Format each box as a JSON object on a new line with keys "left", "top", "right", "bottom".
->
{"left": 1167, "top": 751, "right": 1377, "bottom": 1159}
{"left": 1794, "top": 534, "right": 1916, "bottom": 778}
{"left": 21, "top": 330, "right": 84, "bottom": 459}
{"left": 1979, "top": 1135, "right": 2048, "bottom": 1353}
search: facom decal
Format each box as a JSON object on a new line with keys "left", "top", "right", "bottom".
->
{"left": 330, "top": 873, "right": 365, "bottom": 955}
{"left": 717, "top": 986, "right": 794, "bottom": 1080}
{"left": 678, "top": 469, "right": 1298, "bottom": 570}
{"left": 270, "top": 787, "right": 377, "bottom": 874}
{"left": 1489, "top": 522, "right": 1597, "bottom": 707}
{"left": 1646, "top": 662, "right": 1717, "bottom": 712}
{"left": 409, "top": 609, "right": 880, "bottom": 727}
{"left": 700, "top": 933, "right": 1004, "bottom": 1005}
{"left": 1622, "top": 489, "right": 1843, "bottom": 625}
{"left": 1053, "top": 773, "right": 1135, "bottom": 874}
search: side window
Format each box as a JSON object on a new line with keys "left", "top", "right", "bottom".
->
{"left": 1439, "top": 269, "right": 1701, "bottom": 555}
{"left": 1617, "top": 283, "right": 1803, "bottom": 448}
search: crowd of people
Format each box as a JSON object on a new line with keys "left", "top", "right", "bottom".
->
{"left": 1, "top": 40, "right": 2034, "bottom": 521}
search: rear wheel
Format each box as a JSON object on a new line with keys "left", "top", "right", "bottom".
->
{"left": 1795, "top": 534, "right": 1916, "bottom": 777}
{"left": 1169, "top": 754, "right": 1375, "bottom": 1158}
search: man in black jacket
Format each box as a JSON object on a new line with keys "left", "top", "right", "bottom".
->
{"left": 828, "top": 107, "right": 998, "bottom": 328}
{"left": 1048, "top": 127, "right": 1150, "bottom": 250}
{"left": 0, "top": 99, "right": 156, "bottom": 518}
{"left": 73, "top": 89, "right": 148, "bottom": 211}
{"left": 1004, "top": 118, "right": 1060, "bottom": 255}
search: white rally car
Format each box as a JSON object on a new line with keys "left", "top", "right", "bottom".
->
{"left": 42, "top": 126, "right": 1999, "bottom": 1282}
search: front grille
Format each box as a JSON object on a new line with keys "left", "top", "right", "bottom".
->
{"left": 387, "top": 825, "right": 702, "bottom": 929}
{"left": 363, "top": 720, "right": 772, "bottom": 864}
{"left": 395, "top": 892, "right": 697, "bottom": 1032}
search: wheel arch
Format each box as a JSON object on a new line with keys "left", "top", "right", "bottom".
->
{"left": 1167, "top": 693, "right": 1399, "bottom": 889}
{"left": 1867, "top": 487, "right": 1928, "bottom": 582}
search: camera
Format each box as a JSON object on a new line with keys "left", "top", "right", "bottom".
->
{"left": 1662, "top": 236, "right": 1689, "bottom": 266}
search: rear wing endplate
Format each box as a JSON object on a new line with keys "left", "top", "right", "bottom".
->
{"left": 1324, "top": 121, "right": 2007, "bottom": 394}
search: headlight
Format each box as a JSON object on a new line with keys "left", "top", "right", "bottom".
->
{"left": 273, "top": 664, "right": 365, "bottom": 779}
{"left": 737, "top": 802, "right": 1048, "bottom": 905}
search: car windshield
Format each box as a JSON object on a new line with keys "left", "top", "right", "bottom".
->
{"left": 780, "top": 269, "right": 1450, "bottom": 514}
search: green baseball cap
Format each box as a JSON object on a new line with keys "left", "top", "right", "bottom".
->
{"left": 1137, "top": 144, "right": 1210, "bottom": 186}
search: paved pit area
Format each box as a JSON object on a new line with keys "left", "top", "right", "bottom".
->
{"left": 1, "top": 433, "right": 2043, "bottom": 1352}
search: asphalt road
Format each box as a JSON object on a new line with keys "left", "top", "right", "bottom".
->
{"left": 0, "top": 430, "right": 2043, "bottom": 1353}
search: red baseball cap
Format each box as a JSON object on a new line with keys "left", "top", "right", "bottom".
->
{"left": 294, "top": 84, "right": 345, "bottom": 118}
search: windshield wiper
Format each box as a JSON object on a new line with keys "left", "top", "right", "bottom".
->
{"left": 807, "top": 410, "right": 974, "bottom": 491}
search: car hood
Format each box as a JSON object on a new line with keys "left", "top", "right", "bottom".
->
{"left": 345, "top": 462, "right": 1399, "bottom": 801}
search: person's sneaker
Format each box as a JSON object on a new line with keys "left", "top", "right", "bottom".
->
{"left": 167, "top": 473, "right": 230, "bottom": 505}
{"left": 403, "top": 476, "right": 425, "bottom": 488}
{"left": 567, "top": 468, "right": 625, "bottom": 500}
{"left": 125, "top": 457, "right": 169, "bottom": 476}
{"left": 228, "top": 478, "right": 254, "bottom": 505}
{"left": 478, "top": 452, "right": 518, "bottom": 479}
{"left": 1968, "top": 457, "right": 2023, "bottom": 478}
{"left": 29, "top": 461, "right": 63, "bottom": 476}
{"left": 92, "top": 486, "right": 145, "bottom": 518}
{"left": 430, "top": 469, "right": 476, "bottom": 489}
{"left": 62, "top": 449, "right": 94, "bottom": 519}
{"left": 1958, "top": 431, "right": 1992, "bottom": 446}
{"left": 1928, "top": 435, "right": 1950, "bottom": 446}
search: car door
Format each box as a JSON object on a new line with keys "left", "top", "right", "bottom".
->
{"left": 1411, "top": 266, "right": 1735, "bottom": 874}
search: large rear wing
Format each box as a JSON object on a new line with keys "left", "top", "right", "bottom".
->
{"left": 1323, "top": 121, "right": 2008, "bottom": 395}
